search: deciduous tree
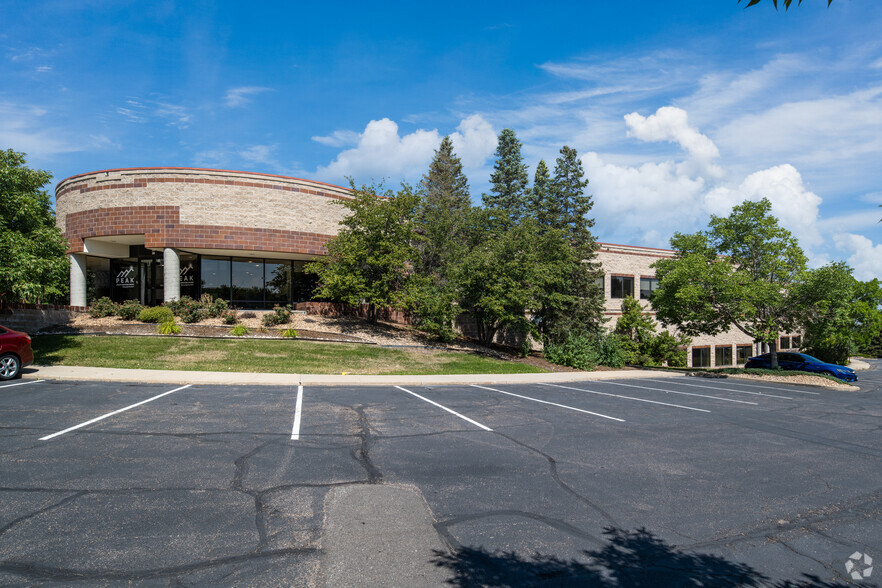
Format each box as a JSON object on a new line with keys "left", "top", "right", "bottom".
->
{"left": 0, "top": 149, "right": 68, "bottom": 305}
{"left": 651, "top": 198, "right": 807, "bottom": 369}
{"left": 306, "top": 182, "right": 418, "bottom": 323}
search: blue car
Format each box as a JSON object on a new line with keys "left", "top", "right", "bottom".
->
{"left": 744, "top": 352, "right": 858, "bottom": 382}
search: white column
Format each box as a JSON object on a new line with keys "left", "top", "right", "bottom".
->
{"left": 70, "top": 254, "right": 87, "bottom": 307}
{"left": 163, "top": 248, "right": 181, "bottom": 303}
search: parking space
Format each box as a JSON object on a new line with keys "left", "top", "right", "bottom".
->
{"left": 0, "top": 367, "right": 880, "bottom": 585}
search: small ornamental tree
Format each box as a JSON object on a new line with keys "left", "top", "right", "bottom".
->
{"left": 0, "top": 149, "right": 69, "bottom": 305}
{"left": 651, "top": 198, "right": 807, "bottom": 369}
{"left": 306, "top": 182, "right": 418, "bottom": 323}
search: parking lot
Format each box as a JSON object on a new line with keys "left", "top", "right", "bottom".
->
{"left": 1, "top": 363, "right": 880, "bottom": 586}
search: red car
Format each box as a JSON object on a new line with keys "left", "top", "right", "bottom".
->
{"left": 0, "top": 325, "right": 33, "bottom": 381}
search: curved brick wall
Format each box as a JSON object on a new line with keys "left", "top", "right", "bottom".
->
{"left": 55, "top": 167, "right": 351, "bottom": 256}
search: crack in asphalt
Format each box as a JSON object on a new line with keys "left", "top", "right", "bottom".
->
{"left": 351, "top": 405, "right": 383, "bottom": 484}
{"left": 434, "top": 509, "right": 604, "bottom": 550}
{"left": 0, "top": 547, "right": 319, "bottom": 581}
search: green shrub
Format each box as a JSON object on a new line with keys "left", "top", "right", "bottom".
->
{"left": 262, "top": 305, "right": 293, "bottom": 327}
{"left": 157, "top": 321, "right": 182, "bottom": 335}
{"left": 595, "top": 332, "right": 628, "bottom": 368}
{"left": 222, "top": 310, "right": 239, "bottom": 325}
{"left": 230, "top": 324, "right": 250, "bottom": 337}
{"left": 117, "top": 299, "right": 144, "bottom": 321}
{"left": 240, "top": 311, "right": 257, "bottom": 319}
{"left": 139, "top": 306, "right": 175, "bottom": 324}
{"left": 89, "top": 297, "right": 119, "bottom": 318}
{"left": 206, "top": 297, "right": 229, "bottom": 318}
{"left": 280, "top": 328, "right": 298, "bottom": 338}
{"left": 544, "top": 332, "right": 601, "bottom": 370}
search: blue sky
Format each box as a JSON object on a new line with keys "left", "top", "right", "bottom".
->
{"left": 2, "top": 0, "right": 881, "bottom": 278}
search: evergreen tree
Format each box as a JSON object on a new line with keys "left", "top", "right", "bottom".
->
{"left": 526, "top": 160, "right": 561, "bottom": 228}
{"left": 416, "top": 136, "right": 471, "bottom": 275}
{"left": 535, "top": 146, "right": 604, "bottom": 342}
{"left": 483, "top": 128, "right": 529, "bottom": 223}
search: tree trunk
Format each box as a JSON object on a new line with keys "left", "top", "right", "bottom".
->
{"left": 769, "top": 339, "right": 779, "bottom": 370}
{"left": 367, "top": 302, "right": 378, "bottom": 324}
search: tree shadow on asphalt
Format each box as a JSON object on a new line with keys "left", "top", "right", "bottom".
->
{"left": 432, "top": 527, "right": 853, "bottom": 587}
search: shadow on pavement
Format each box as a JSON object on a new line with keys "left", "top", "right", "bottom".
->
{"left": 432, "top": 527, "right": 852, "bottom": 587}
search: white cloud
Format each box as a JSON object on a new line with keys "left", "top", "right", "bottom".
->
{"left": 239, "top": 144, "right": 280, "bottom": 169}
{"left": 0, "top": 102, "right": 82, "bottom": 156}
{"left": 312, "top": 130, "right": 360, "bottom": 148}
{"left": 834, "top": 233, "right": 882, "bottom": 281}
{"left": 448, "top": 114, "right": 497, "bottom": 169}
{"left": 703, "top": 165, "right": 823, "bottom": 249}
{"left": 224, "top": 86, "right": 272, "bottom": 108}
{"left": 314, "top": 115, "right": 496, "bottom": 184}
{"left": 625, "top": 107, "right": 719, "bottom": 160}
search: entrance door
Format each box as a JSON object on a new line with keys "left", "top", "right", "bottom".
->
{"left": 140, "top": 260, "right": 165, "bottom": 307}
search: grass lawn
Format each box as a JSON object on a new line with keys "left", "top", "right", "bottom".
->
{"left": 31, "top": 335, "right": 547, "bottom": 375}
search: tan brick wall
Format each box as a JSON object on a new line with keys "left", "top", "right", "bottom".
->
{"left": 55, "top": 168, "right": 350, "bottom": 238}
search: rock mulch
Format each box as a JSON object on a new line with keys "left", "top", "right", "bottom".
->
{"left": 689, "top": 371, "right": 859, "bottom": 391}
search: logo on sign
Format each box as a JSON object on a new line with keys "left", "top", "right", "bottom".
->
{"left": 180, "top": 263, "right": 195, "bottom": 287}
{"left": 115, "top": 266, "right": 136, "bottom": 288}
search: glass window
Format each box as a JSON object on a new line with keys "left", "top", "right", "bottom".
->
{"left": 692, "top": 347, "right": 710, "bottom": 368}
{"left": 791, "top": 335, "right": 801, "bottom": 349}
{"left": 715, "top": 345, "right": 733, "bottom": 367}
{"left": 265, "top": 261, "right": 292, "bottom": 305}
{"left": 110, "top": 259, "right": 139, "bottom": 303}
{"left": 86, "top": 256, "right": 111, "bottom": 302}
{"left": 201, "top": 256, "right": 231, "bottom": 302}
{"left": 594, "top": 275, "right": 604, "bottom": 296}
{"left": 611, "top": 276, "right": 634, "bottom": 299}
{"left": 232, "top": 258, "right": 265, "bottom": 308}
{"left": 736, "top": 345, "right": 753, "bottom": 364}
{"left": 780, "top": 336, "right": 791, "bottom": 350}
{"left": 640, "top": 277, "right": 659, "bottom": 300}
{"left": 292, "top": 261, "right": 318, "bottom": 303}
{"left": 179, "top": 253, "right": 199, "bottom": 299}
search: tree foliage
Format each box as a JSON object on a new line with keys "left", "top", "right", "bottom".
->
{"left": 306, "top": 182, "right": 418, "bottom": 323}
{"left": 614, "top": 296, "right": 689, "bottom": 367}
{"left": 651, "top": 198, "right": 807, "bottom": 369}
{"left": 0, "top": 149, "right": 69, "bottom": 304}
{"left": 483, "top": 128, "right": 529, "bottom": 224}
{"left": 739, "top": 0, "right": 833, "bottom": 9}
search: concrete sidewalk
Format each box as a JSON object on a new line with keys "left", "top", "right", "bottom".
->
{"left": 22, "top": 364, "right": 682, "bottom": 386}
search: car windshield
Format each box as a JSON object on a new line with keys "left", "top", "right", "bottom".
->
{"left": 798, "top": 354, "right": 824, "bottom": 364}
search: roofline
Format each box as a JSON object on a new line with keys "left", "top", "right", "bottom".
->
{"left": 55, "top": 167, "right": 351, "bottom": 195}
{"left": 597, "top": 241, "right": 675, "bottom": 254}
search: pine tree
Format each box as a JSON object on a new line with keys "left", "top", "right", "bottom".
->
{"left": 483, "top": 128, "right": 529, "bottom": 223}
{"left": 527, "top": 160, "right": 562, "bottom": 228}
{"left": 538, "top": 145, "right": 605, "bottom": 341}
{"left": 417, "top": 136, "right": 472, "bottom": 275}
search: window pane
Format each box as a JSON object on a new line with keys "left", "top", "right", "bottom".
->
{"left": 736, "top": 345, "right": 753, "bottom": 364}
{"left": 791, "top": 335, "right": 801, "bottom": 348}
{"left": 179, "top": 254, "right": 199, "bottom": 299}
{"left": 110, "top": 259, "right": 139, "bottom": 303}
{"left": 201, "top": 256, "right": 231, "bottom": 302}
{"left": 86, "top": 256, "right": 111, "bottom": 302}
{"left": 715, "top": 345, "right": 733, "bottom": 366}
{"left": 292, "top": 261, "right": 317, "bottom": 302}
{"left": 692, "top": 347, "right": 710, "bottom": 368}
{"left": 232, "top": 258, "right": 265, "bottom": 308}
{"left": 611, "top": 276, "right": 633, "bottom": 299}
{"left": 640, "top": 277, "right": 658, "bottom": 300}
{"left": 780, "top": 336, "right": 791, "bottom": 350}
{"left": 266, "top": 261, "right": 292, "bottom": 305}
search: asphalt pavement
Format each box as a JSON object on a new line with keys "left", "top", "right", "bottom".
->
{"left": 0, "top": 361, "right": 879, "bottom": 586}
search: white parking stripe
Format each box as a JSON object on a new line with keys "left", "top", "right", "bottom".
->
{"left": 471, "top": 385, "right": 625, "bottom": 422}
{"left": 541, "top": 383, "right": 710, "bottom": 413}
{"left": 643, "top": 378, "right": 793, "bottom": 400}
{"left": 39, "top": 384, "right": 192, "bottom": 441}
{"left": 291, "top": 385, "right": 304, "bottom": 441}
{"left": 714, "top": 380, "right": 821, "bottom": 395}
{"left": 597, "top": 380, "right": 758, "bottom": 405}
{"left": 395, "top": 386, "right": 493, "bottom": 431}
{"left": 0, "top": 379, "right": 44, "bottom": 389}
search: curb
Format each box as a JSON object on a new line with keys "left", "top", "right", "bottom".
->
{"left": 22, "top": 365, "right": 684, "bottom": 387}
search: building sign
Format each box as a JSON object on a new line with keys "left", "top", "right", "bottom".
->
{"left": 180, "top": 262, "right": 195, "bottom": 288}
{"left": 115, "top": 265, "right": 137, "bottom": 289}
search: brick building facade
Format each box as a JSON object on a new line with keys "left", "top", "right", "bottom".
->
{"left": 57, "top": 167, "right": 792, "bottom": 366}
